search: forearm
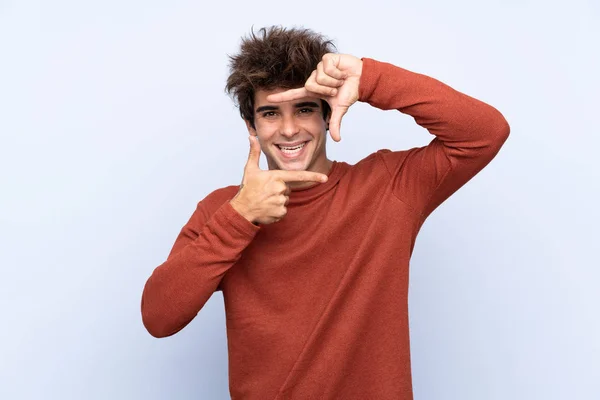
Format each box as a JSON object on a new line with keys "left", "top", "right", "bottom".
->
{"left": 141, "top": 201, "right": 259, "bottom": 337}
{"left": 358, "top": 58, "right": 510, "bottom": 157}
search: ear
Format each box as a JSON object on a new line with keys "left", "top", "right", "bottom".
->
{"left": 244, "top": 119, "right": 256, "bottom": 135}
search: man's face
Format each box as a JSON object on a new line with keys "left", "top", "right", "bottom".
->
{"left": 245, "top": 88, "right": 331, "bottom": 174}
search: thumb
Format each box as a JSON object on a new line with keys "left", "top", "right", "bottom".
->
{"left": 329, "top": 106, "right": 347, "bottom": 142}
{"left": 246, "top": 135, "right": 261, "bottom": 170}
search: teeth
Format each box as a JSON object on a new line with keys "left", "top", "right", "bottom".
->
{"left": 279, "top": 142, "right": 306, "bottom": 153}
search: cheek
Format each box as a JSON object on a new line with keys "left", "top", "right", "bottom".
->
{"left": 253, "top": 125, "right": 276, "bottom": 142}
{"left": 305, "top": 118, "right": 327, "bottom": 134}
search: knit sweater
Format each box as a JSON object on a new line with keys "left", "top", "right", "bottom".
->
{"left": 141, "top": 58, "right": 510, "bottom": 399}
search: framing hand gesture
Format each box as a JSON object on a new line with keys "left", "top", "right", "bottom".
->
{"left": 266, "top": 53, "right": 363, "bottom": 142}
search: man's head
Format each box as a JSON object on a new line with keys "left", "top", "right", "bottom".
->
{"left": 225, "top": 26, "right": 336, "bottom": 174}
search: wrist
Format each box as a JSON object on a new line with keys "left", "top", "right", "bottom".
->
{"left": 229, "top": 199, "right": 257, "bottom": 225}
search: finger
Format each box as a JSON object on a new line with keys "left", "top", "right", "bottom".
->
{"left": 305, "top": 82, "right": 338, "bottom": 97}
{"left": 246, "top": 135, "right": 261, "bottom": 170}
{"left": 316, "top": 62, "right": 345, "bottom": 87}
{"left": 284, "top": 185, "right": 291, "bottom": 196}
{"left": 273, "top": 170, "right": 329, "bottom": 183}
{"left": 305, "top": 70, "right": 338, "bottom": 97}
{"left": 276, "top": 181, "right": 288, "bottom": 194}
{"left": 266, "top": 87, "right": 310, "bottom": 103}
{"left": 314, "top": 72, "right": 344, "bottom": 89}
{"left": 274, "top": 182, "right": 290, "bottom": 195}
{"left": 322, "top": 55, "right": 346, "bottom": 80}
{"left": 329, "top": 106, "right": 348, "bottom": 142}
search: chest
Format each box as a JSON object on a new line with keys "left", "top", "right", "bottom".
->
{"left": 220, "top": 183, "right": 419, "bottom": 321}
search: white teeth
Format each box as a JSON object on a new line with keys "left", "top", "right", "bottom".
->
{"left": 279, "top": 142, "right": 306, "bottom": 153}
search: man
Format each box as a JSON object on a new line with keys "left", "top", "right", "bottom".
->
{"left": 141, "top": 26, "right": 510, "bottom": 399}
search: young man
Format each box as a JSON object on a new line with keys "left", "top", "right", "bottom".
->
{"left": 141, "top": 26, "right": 510, "bottom": 399}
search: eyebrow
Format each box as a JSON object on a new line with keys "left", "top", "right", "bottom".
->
{"left": 255, "top": 101, "right": 320, "bottom": 114}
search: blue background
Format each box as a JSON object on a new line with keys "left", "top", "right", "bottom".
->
{"left": 1, "top": 1, "right": 598, "bottom": 399}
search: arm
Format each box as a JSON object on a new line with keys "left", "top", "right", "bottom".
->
{"left": 264, "top": 54, "right": 509, "bottom": 219}
{"left": 141, "top": 199, "right": 260, "bottom": 338}
{"left": 359, "top": 58, "right": 510, "bottom": 219}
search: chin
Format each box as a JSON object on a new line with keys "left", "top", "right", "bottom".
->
{"left": 277, "top": 161, "right": 310, "bottom": 171}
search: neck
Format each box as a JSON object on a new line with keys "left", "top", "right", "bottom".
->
{"left": 287, "top": 158, "right": 333, "bottom": 190}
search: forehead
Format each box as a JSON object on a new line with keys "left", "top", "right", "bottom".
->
{"left": 254, "top": 88, "right": 321, "bottom": 108}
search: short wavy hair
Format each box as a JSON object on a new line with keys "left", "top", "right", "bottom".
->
{"left": 225, "top": 26, "right": 336, "bottom": 130}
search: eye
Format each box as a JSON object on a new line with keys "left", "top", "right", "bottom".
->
{"left": 262, "top": 111, "right": 277, "bottom": 118}
{"left": 298, "top": 108, "right": 315, "bottom": 115}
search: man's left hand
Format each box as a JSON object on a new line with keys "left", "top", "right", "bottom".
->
{"left": 266, "top": 53, "right": 363, "bottom": 142}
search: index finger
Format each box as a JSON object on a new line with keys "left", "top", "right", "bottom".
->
{"left": 266, "top": 87, "right": 311, "bottom": 103}
{"left": 272, "top": 170, "right": 328, "bottom": 183}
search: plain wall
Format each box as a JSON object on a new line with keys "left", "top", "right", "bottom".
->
{"left": 1, "top": 1, "right": 598, "bottom": 399}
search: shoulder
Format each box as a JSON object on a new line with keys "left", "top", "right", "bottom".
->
{"left": 204, "top": 184, "right": 239, "bottom": 203}
{"left": 372, "top": 148, "right": 415, "bottom": 173}
{"left": 374, "top": 148, "right": 413, "bottom": 160}
{"left": 198, "top": 185, "right": 240, "bottom": 214}
{"left": 180, "top": 185, "right": 239, "bottom": 229}
{"left": 348, "top": 148, "right": 412, "bottom": 174}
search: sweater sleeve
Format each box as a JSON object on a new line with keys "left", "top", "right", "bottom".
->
{"left": 141, "top": 199, "right": 260, "bottom": 338}
{"left": 358, "top": 58, "right": 510, "bottom": 220}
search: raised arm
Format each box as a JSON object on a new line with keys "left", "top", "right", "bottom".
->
{"left": 359, "top": 57, "right": 510, "bottom": 219}
{"left": 266, "top": 53, "right": 510, "bottom": 219}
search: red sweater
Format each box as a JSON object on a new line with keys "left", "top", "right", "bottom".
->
{"left": 141, "top": 58, "right": 510, "bottom": 399}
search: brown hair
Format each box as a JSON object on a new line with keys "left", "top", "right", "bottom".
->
{"left": 225, "top": 26, "right": 336, "bottom": 130}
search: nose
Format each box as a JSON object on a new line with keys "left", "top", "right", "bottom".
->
{"left": 279, "top": 114, "right": 300, "bottom": 138}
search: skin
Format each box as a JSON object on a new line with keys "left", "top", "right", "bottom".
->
{"left": 230, "top": 53, "right": 363, "bottom": 225}
{"left": 266, "top": 53, "right": 363, "bottom": 142}
{"left": 245, "top": 89, "right": 333, "bottom": 190}
{"left": 229, "top": 136, "right": 329, "bottom": 225}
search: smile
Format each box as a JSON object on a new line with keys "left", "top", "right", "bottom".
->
{"left": 276, "top": 141, "right": 309, "bottom": 158}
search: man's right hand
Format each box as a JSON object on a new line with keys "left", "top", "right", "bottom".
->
{"left": 229, "top": 136, "right": 328, "bottom": 225}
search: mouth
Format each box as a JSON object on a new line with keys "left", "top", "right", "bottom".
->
{"left": 275, "top": 141, "right": 309, "bottom": 159}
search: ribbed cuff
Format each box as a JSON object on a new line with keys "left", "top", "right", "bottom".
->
{"left": 358, "top": 57, "right": 382, "bottom": 102}
{"left": 214, "top": 201, "right": 261, "bottom": 238}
